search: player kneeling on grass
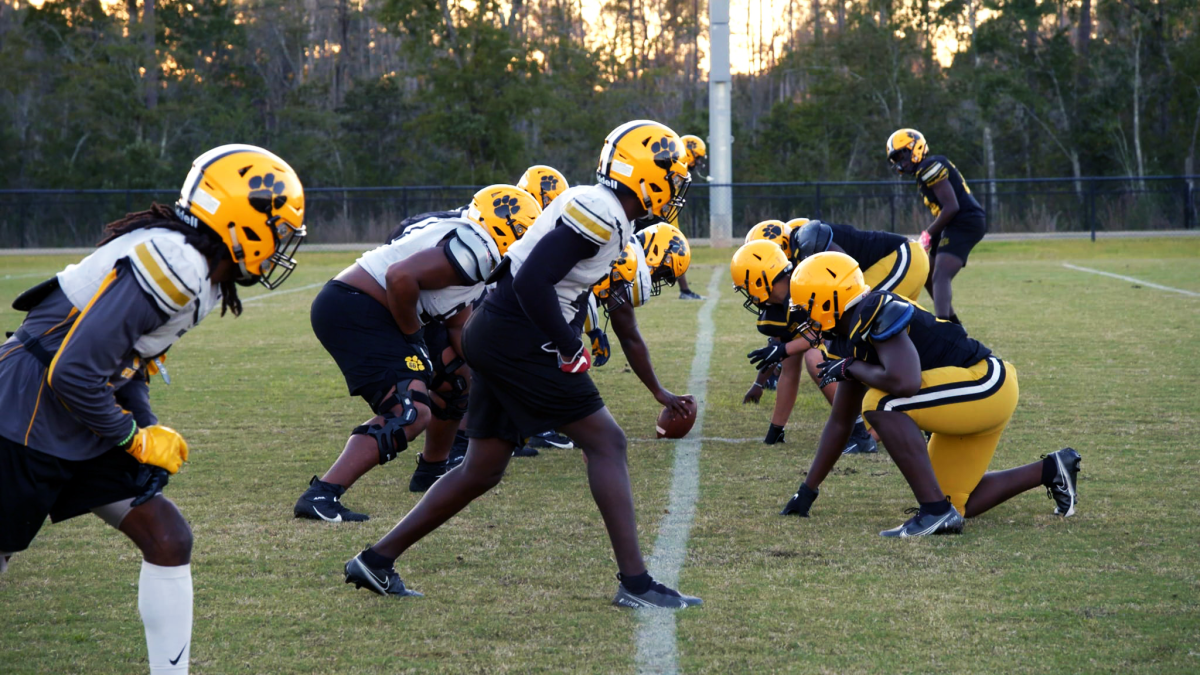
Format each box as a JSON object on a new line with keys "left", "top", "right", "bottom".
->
{"left": 582, "top": 224, "right": 695, "bottom": 420}
{"left": 342, "top": 120, "right": 702, "bottom": 609}
{"left": 731, "top": 240, "right": 876, "bottom": 454}
{"left": 780, "top": 252, "right": 1080, "bottom": 535}
{"left": 295, "top": 185, "right": 540, "bottom": 519}
{"left": 0, "top": 145, "right": 306, "bottom": 674}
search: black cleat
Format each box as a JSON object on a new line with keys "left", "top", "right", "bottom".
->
{"left": 612, "top": 578, "right": 702, "bottom": 609}
{"left": 344, "top": 553, "right": 422, "bottom": 598}
{"left": 842, "top": 421, "right": 878, "bottom": 455}
{"left": 880, "top": 506, "right": 964, "bottom": 538}
{"left": 448, "top": 431, "right": 468, "bottom": 466}
{"left": 1043, "top": 447, "right": 1080, "bottom": 517}
{"left": 294, "top": 476, "right": 369, "bottom": 522}
{"left": 515, "top": 430, "right": 573, "bottom": 457}
{"left": 780, "top": 483, "right": 818, "bottom": 516}
{"left": 409, "top": 453, "right": 452, "bottom": 493}
{"left": 679, "top": 290, "right": 704, "bottom": 301}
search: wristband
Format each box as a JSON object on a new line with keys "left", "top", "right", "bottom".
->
{"left": 116, "top": 420, "right": 138, "bottom": 451}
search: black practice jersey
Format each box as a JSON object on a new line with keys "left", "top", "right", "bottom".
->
{"left": 824, "top": 291, "right": 991, "bottom": 370}
{"left": 914, "top": 155, "right": 985, "bottom": 225}
{"left": 828, "top": 223, "right": 908, "bottom": 270}
{"left": 756, "top": 303, "right": 810, "bottom": 343}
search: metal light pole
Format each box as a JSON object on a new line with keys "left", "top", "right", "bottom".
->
{"left": 708, "top": 0, "right": 733, "bottom": 246}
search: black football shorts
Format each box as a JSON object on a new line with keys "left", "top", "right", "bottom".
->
{"left": 461, "top": 302, "right": 604, "bottom": 446}
{"left": 931, "top": 216, "right": 987, "bottom": 265}
{"left": 310, "top": 280, "right": 433, "bottom": 402}
{"left": 0, "top": 434, "right": 149, "bottom": 553}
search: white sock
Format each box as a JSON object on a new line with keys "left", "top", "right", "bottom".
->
{"left": 139, "top": 561, "right": 192, "bottom": 674}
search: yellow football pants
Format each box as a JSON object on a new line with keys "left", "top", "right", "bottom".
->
{"left": 862, "top": 241, "right": 929, "bottom": 302}
{"left": 862, "top": 357, "right": 1019, "bottom": 510}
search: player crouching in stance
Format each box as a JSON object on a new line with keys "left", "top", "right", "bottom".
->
{"left": 342, "top": 120, "right": 702, "bottom": 608}
{"left": 781, "top": 252, "right": 1080, "bottom": 535}
{"left": 731, "top": 240, "right": 875, "bottom": 454}
{"left": 295, "top": 185, "right": 539, "bottom": 520}
{"left": 0, "top": 145, "right": 306, "bottom": 673}
{"left": 583, "top": 223, "right": 695, "bottom": 420}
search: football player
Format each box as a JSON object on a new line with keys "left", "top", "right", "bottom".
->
{"left": 582, "top": 224, "right": 695, "bottom": 420}
{"left": 731, "top": 240, "right": 876, "bottom": 454}
{"left": 342, "top": 120, "right": 702, "bottom": 609}
{"left": 780, "top": 252, "right": 1080, "bottom": 535}
{"left": 0, "top": 145, "right": 306, "bottom": 674}
{"left": 789, "top": 219, "right": 928, "bottom": 303}
{"left": 294, "top": 185, "right": 539, "bottom": 519}
{"left": 887, "top": 129, "right": 986, "bottom": 324}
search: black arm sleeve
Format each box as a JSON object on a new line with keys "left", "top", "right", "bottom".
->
{"left": 115, "top": 374, "right": 158, "bottom": 428}
{"left": 513, "top": 223, "right": 600, "bottom": 354}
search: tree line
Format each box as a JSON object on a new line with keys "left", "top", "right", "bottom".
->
{"left": 2, "top": 0, "right": 1199, "bottom": 192}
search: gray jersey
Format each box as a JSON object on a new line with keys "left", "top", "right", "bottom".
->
{"left": 0, "top": 259, "right": 168, "bottom": 460}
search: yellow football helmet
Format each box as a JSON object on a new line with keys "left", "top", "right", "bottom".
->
{"left": 593, "top": 240, "right": 640, "bottom": 306}
{"left": 886, "top": 129, "right": 928, "bottom": 174}
{"left": 680, "top": 134, "right": 707, "bottom": 172}
{"left": 790, "top": 251, "right": 869, "bottom": 332}
{"left": 785, "top": 217, "right": 810, "bottom": 230}
{"left": 516, "top": 165, "right": 569, "bottom": 208}
{"left": 467, "top": 184, "right": 542, "bottom": 256}
{"left": 744, "top": 220, "right": 792, "bottom": 258}
{"left": 174, "top": 144, "right": 306, "bottom": 289}
{"left": 597, "top": 120, "right": 691, "bottom": 222}
{"left": 730, "top": 240, "right": 792, "bottom": 313}
{"left": 637, "top": 223, "right": 691, "bottom": 295}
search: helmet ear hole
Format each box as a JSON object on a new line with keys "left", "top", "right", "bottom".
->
{"left": 242, "top": 227, "right": 262, "bottom": 242}
{"left": 822, "top": 300, "right": 831, "bottom": 311}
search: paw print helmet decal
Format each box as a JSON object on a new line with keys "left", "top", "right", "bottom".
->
{"left": 679, "top": 135, "right": 707, "bottom": 175}
{"left": 744, "top": 219, "right": 793, "bottom": 258}
{"left": 596, "top": 120, "right": 691, "bottom": 223}
{"left": 175, "top": 144, "right": 306, "bottom": 290}
{"left": 466, "top": 184, "right": 542, "bottom": 256}
{"left": 593, "top": 240, "right": 640, "bottom": 306}
{"left": 517, "top": 165, "right": 570, "bottom": 208}
{"left": 636, "top": 223, "right": 691, "bottom": 296}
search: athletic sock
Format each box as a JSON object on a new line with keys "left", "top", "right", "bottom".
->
{"left": 139, "top": 561, "right": 192, "bottom": 675}
{"left": 1040, "top": 456, "right": 1057, "bottom": 486}
{"left": 361, "top": 546, "right": 395, "bottom": 569}
{"left": 918, "top": 498, "right": 952, "bottom": 516}
{"left": 619, "top": 571, "right": 652, "bottom": 595}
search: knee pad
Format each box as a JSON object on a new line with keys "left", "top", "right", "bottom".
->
{"left": 353, "top": 389, "right": 426, "bottom": 464}
{"left": 429, "top": 356, "right": 469, "bottom": 421}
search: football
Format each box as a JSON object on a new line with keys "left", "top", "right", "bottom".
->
{"left": 656, "top": 403, "right": 697, "bottom": 439}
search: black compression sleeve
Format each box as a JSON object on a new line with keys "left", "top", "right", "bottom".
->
{"left": 513, "top": 224, "right": 600, "bottom": 354}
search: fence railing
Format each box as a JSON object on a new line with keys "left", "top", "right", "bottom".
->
{"left": 1, "top": 176, "right": 1196, "bottom": 248}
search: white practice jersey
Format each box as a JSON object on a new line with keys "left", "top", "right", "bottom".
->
{"left": 504, "top": 184, "right": 634, "bottom": 324}
{"left": 356, "top": 215, "right": 501, "bottom": 325}
{"left": 57, "top": 228, "right": 220, "bottom": 357}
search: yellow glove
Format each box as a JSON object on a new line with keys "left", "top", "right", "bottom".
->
{"left": 126, "top": 425, "right": 189, "bottom": 474}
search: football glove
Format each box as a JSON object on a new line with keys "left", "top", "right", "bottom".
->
{"left": 131, "top": 467, "right": 170, "bottom": 507}
{"left": 780, "top": 483, "right": 818, "bottom": 517}
{"left": 919, "top": 230, "right": 932, "bottom": 251}
{"left": 748, "top": 339, "right": 787, "bottom": 372}
{"left": 817, "top": 357, "right": 856, "bottom": 389}
{"left": 125, "top": 425, "right": 189, "bottom": 474}
{"left": 588, "top": 329, "right": 611, "bottom": 367}
{"left": 551, "top": 340, "right": 591, "bottom": 374}
{"left": 764, "top": 423, "right": 786, "bottom": 445}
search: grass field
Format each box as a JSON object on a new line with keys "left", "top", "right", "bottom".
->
{"left": 2, "top": 238, "right": 1199, "bottom": 674}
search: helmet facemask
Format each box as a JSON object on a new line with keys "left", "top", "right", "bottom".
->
{"left": 258, "top": 217, "right": 307, "bottom": 289}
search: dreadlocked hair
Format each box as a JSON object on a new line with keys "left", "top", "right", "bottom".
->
{"left": 99, "top": 203, "right": 244, "bottom": 317}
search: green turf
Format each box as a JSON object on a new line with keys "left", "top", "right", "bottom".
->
{"left": 1, "top": 239, "right": 1198, "bottom": 674}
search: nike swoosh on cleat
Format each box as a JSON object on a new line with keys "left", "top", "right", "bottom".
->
{"left": 313, "top": 507, "right": 343, "bottom": 523}
{"left": 169, "top": 643, "right": 188, "bottom": 666}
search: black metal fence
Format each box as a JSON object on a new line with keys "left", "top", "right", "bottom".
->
{"left": 2, "top": 176, "right": 1196, "bottom": 248}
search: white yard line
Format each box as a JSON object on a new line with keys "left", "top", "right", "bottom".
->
{"left": 1062, "top": 263, "right": 1200, "bottom": 298}
{"left": 1, "top": 271, "right": 56, "bottom": 281}
{"left": 238, "top": 281, "right": 325, "bottom": 304}
{"left": 635, "top": 269, "right": 722, "bottom": 675}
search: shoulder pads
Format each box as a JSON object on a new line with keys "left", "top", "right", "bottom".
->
{"left": 444, "top": 221, "right": 501, "bottom": 285}
{"left": 868, "top": 295, "right": 914, "bottom": 342}
{"left": 561, "top": 188, "right": 620, "bottom": 246}
{"left": 129, "top": 237, "right": 203, "bottom": 315}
